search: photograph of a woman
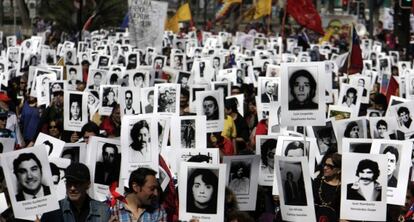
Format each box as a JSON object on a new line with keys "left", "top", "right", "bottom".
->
{"left": 186, "top": 168, "right": 218, "bottom": 214}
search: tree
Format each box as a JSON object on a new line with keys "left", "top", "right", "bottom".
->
{"left": 39, "top": 0, "right": 127, "bottom": 34}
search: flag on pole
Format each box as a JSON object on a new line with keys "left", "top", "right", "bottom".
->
{"left": 215, "top": 0, "right": 242, "bottom": 21}
{"left": 82, "top": 12, "right": 97, "bottom": 31}
{"left": 339, "top": 25, "right": 363, "bottom": 75}
{"left": 241, "top": 5, "right": 256, "bottom": 21}
{"left": 165, "top": 3, "right": 192, "bottom": 33}
{"left": 254, "top": 0, "right": 272, "bottom": 19}
{"left": 286, "top": 0, "right": 324, "bottom": 35}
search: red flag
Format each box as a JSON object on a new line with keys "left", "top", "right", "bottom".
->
{"left": 286, "top": 0, "right": 324, "bottom": 35}
{"left": 347, "top": 26, "right": 363, "bottom": 74}
{"left": 82, "top": 13, "right": 97, "bottom": 31}
{"left": 341, "top": 25, "right": 363, "bottom": 74}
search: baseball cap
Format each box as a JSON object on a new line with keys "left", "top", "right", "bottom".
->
{"left": 64, "top": 163, "right": 90, "bottom": 183}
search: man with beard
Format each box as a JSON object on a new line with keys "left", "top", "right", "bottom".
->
{"left": 14, "top": 153, "right": 51, "bottom": 201}
{"left": 129, "top": 120, "right": 151, "bottom": 162}
{"left": 347, "top": 159, "right": 382, "bottom": 201}
{"left": 108, "top": 168, "right": 166, "bottom": 221}
{"left": 94, "top": 143, "right": 120, "bottom": 186}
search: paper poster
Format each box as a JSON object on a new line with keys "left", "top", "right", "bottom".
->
{"left": 275, "top": 156, "right": 316, "bottom": 222}
{"left": 223, "top": 155, "right": 260, "bottom": 211}
{"left": 340, "top": 153, "right": 387, "bottom": 221}
{"left": 280, "top": 62, "right": 326, "bottom": 126}
{"left": 178, "top": 162, "right": 226, "bottom": 222}
{"left": 128, "top": 0, "right": 168, "bottom": 52}
{"left": 0, "top": 145, "right": 59, "bottom": 219}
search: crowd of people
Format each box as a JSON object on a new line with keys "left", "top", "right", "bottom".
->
{"left": 1, "top": 10, "right": 414, "bottom": 221}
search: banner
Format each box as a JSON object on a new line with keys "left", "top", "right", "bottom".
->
{"left": 128, "top": 0, "right": 168, "bottom": 52}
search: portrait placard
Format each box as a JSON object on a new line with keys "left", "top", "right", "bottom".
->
{"left": 196, "top": 90, "right": 224, "bottom": 133}
{"left": 257, "top": 135, "right": 278, "bottom": 186}
{"left": 141, "top": 87, "right": 155, "bottom": 114}
{"left": 338, "top": 83, "right": 363, "bottom": 112}
{"left": 64, "top": 91, "right": 87, "bottom": 132}
{"left": 170, "top": 115, "right": 207, "bottom": 149}
{"left": 87, "top": 137, "right": 121, "bottom": 201}
{"left": 34, "top": 132, "right": 66, "bottom": 158}
{"left": 120, "top": 115, "right": 158, "bottom": 180}
{"left": 370, "top": 139, "right": 411, "bottom": 205}
{"left": 0, "top": 145, "right": 59, "bottom": 219}
{"left": 340, "top": 153, "right": 387, "bottom": 221}
{"left": 332, "top": 117, "right": 368, "bottom": 152}
{"left": 154, "top": 83, "right": 180, "bottom": 115}
{"left": 99, "top": 85, "right": 120, "bottom": 116}
{"left": 223, "top": 155, "right": 260, "bottom": 211}
{"left": 119, "top": 87, "right": 141, "bottom": 117}
{"left": 369, "top": 117, "right": 398, "bottom": 139}
{"left": 48, "top": 157, "right": 70, "bottom": 200}
{"left": 274, "top": 156, "right": 316, "bottom": 222}
{"left": 178, "top": 162, "right": 226, "bottom": 222}
{"left": 281, "top": 62, "right": 326, "bottom": 126}
{"left": 61, "top": 143, "right": 87, "bottom": 164}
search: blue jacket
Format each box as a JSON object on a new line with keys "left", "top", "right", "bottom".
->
{"left": 41, "top": 197, "right": 110, "bottom": 222}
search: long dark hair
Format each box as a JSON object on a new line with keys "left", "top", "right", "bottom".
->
{"left": 186, "top": 168, "right": 218, "bottom": 214}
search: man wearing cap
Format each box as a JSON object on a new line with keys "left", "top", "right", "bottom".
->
{"left": 41, "top": 163, "right": 110, "bottom": 222}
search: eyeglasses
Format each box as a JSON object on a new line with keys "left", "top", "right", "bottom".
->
{"left": 49, "top": 125, "right": 57, "bottom": 129}
{"left": 323, "top": 163, "right": 336, "bottom": 169}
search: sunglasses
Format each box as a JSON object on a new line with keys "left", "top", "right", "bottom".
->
{"left": 323, "top": 163, "right": 336, "bottom": 169}
{"left": 49, "top": 125, "right": 57, "bottom": 129}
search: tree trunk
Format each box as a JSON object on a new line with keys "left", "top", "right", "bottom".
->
{"left": 16, "top": 0, "right": 31, "bottom": 28}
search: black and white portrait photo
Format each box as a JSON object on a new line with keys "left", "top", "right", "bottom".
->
{"left": 196, "top": 90, "right": 224, "bottom": 132}
{"left": 141, "top": 87, "right": 155, "bottom": 114}
{"left": 274, "top": 156, "right": 315, "bottom": 221}
{"left": 339, "top": 84, "right": 363, "bottom": 111}
{"left": 288, "top": 69, "right": 318, "bottom": 110}
{"left": 178, "top": 162, "right": 226, "bottom": 222}
{"left": 181, "top": 119, "right": 196, "bottom": 148}
{"left": 64, "top": 91, "right": 87, "bottom": 132}
{"left": 176, "top": 71, "right": 191, "bottom": 90}
{"left": 0, "top": 146, "right": 59, "bottom": 218}
{"left": 99, "top": 85, "right": 119, "bottom": 116}
{"left": 281, "top": 62, "right": 326, "bottom": 126}
{"left": 129, "top": 119, "right": 151, "bottom": 162}
{"left": 121, "top": 115, "right": 159, "bottom": 177}
{"left": 223, "top": 155, "right": 260, "bottom": 211}
{"left": 119, "top": 87, "right": 140, "bottom": 117}
{"left": 340, "top": 153, "right": 387, "bottom": 221}
{"left": 170, "top": 115, "right": 206, "bottom": 150}
{"left": 94, "top": 142, "right": 121, "bottom": 186}
{"left": 371, "top": 139, "right": 412, "bottom": 205}
{"left": 127, "top": 70, "right": 150, "bottom": 88}
{"left": 87, "top": 69, "right": 107, "bottom": 92}
{"left": 66, "top": 65, "right": 82, "bottom": 90}
{"left": 154, "top": 83, "right": 180, "bottom": 114}
{"left": 257, "top": 135, "right": 277, "bottom": 186}
{"left": 258, "top": 77, "right": 279, "bottom": 104}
